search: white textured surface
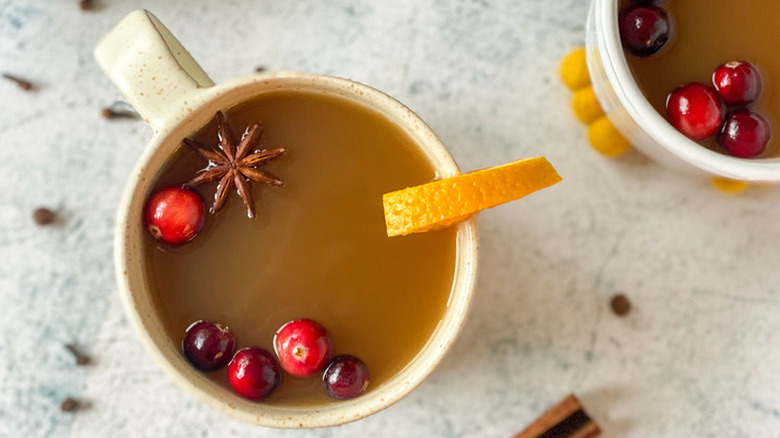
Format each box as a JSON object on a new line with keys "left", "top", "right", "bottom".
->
{"left": 2, "top": 1, "right": 780, "bottom": 437}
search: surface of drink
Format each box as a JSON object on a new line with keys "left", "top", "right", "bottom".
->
{"left": 624, "top": 0, "right": 779, "bottom": 156}
{"left": 144, "top": 90, "right": 458, "bottom": 405}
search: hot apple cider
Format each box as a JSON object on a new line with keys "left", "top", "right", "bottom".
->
{"left": 142, "top": 90, "right": 458, "bottom": 405}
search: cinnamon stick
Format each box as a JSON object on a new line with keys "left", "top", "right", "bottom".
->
{"left": 515, "top": 394, "right": 601, "bottom": 438}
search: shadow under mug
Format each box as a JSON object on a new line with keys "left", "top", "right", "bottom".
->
{"left": 586, "top": 0, "right": 780, "bottom": 182}
{"left": 96, "top": 10, "right": 478, "bottom": 428}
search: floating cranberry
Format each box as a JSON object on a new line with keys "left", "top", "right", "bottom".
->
{"left": 718, "top": 110, "right": 771, "bottom": 158}
{"left": 619, "top": 4, "right": 671, "bottom": 57}
{"left": 322, "top": 355, "right": 370, "bottom": 400}
{"left": 144, "top": 186, "right": 205, "bottom": 245}
{"left": 712, "top": 61, "right": 762, "bottom": 106}
{"left": 666, "top": 83, "right": 724, "bottom": 141}
{"left": 274, "top": 319, "right": 332, "bottom": 377}
{"left": 228, "top": 347, "right": 282, "bottom": 400}
{"left": 182, "top": 320, "right": 236, "bottom": 372}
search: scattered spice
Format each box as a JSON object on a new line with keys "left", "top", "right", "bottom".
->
{"left": 79, "top": 0, "right": 93, "bottom": 10}
{"left": 2, "top": 73, "right": 33, "bottom": 91}
{"left": 32, "top": 207, "right": 56, "bottom": 226}
{"left": 101, "top": 107, "right": 137, "bottom": 120}
{"left": 185, "top": 111, "right": 285, "bottom": 219}
{"left": 255, "top": 66, "right": 267, "bottom": 73}
{"left": 60, "top": 397, "right": 79, "bottom": 412}
{"left": 515, "top": 394, "right": 601, "bottom": 438}
{"left": 65, "top": 344, "right": 91, "bottom": 366}
{"left": 610, "top": 294, "right": 631, "bottom": 316}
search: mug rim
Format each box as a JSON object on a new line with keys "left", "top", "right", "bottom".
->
{"left": 114, "top": 72, "right": 479, "bottom": 428}
{"left": 596, "top": 0, "right": 780, "bottom": 181}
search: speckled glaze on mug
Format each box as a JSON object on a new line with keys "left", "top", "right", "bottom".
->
{"left": 96, "top": 9, "right": 478, "bottom": 428}
{"left": 586, "top": 0, "right": 780, "bottom": 182}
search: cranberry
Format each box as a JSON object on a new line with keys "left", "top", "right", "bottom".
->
{"left": 718, "top": 110, "right": 771, "bottom": 158}
{"left": 182, "top": 321, "right": 236, "bottom": 372}
{"left": 144, "top": 186, "right": 205, "bottom": 245}
{"left": 712, "top": 61, "right": 762, "bottom": 106}
{"left": 322, "top": 355, "right": 370, "bottom": 400}
{"left": 228, "top": 347, "right": 282, "bottom": 400}
{"left": 274, "top": 319, "right": 332, "bottom": 377}
{"left": 619, "top": 4, "right": 671, "bottom": 57}
{"left": 666, "top": 83, "right": 724, "bottom": 141}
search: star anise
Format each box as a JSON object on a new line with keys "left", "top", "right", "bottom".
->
{"left": 184, "top": 111, "right": 285, "bottom": 219}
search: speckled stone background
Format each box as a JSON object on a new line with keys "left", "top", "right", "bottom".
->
{"left": 2, "top": 0, "right": 780, "bottom": 437}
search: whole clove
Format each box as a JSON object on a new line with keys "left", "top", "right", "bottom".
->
{"left": 65, "top": 344, "right": 91, "bottom": 366}
{"left": 101, "top": 107, "right": 137, "bottom": 120}
{"left": 61, "top": 397, "right": 79, "bottom": 412}
{"left": 32, "top": 208, "right": 56, "bottom": 226}
{"left": 79, "top": 0, "right": 93, "bottom": 11}
{"left": 610, "top": 294, "right": 631, "bottom": 316}
{"left": 2, "top": 73, "right": 32, "bottom": 91}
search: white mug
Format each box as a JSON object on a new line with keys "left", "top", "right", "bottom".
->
{"left": 96, "top": 9, "right": 478, "bottom": 427}
{"left": 586, "top": 0, "right": 780, "bottom": 182}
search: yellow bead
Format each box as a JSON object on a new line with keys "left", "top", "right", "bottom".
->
{"left": 560, "top": 47, "right": 591, "bottom": 91}
{"left": 571, "top": 85, "right": 605, "bottom": 124}
{"left": 711, "top": 177, "right": 750, "bottom": 194}
{"left": 587, "top": 116, "right": 631, "bottom": 157}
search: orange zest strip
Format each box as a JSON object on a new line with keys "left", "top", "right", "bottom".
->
{"left": 383, "top": 157, "right": 562, "bottom": 237}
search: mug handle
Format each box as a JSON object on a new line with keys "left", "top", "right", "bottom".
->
{"left": 94, "top": 10, "right": 214, "bottom": 132}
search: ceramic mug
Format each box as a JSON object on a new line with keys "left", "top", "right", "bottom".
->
{"left": 585, "top": 0, "right": 780, "bottom": 182}
{"left": 96, "top": 10, "right": 478, "bottom": 428}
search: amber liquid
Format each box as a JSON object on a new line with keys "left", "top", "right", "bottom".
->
{"left": 624, "top": 0, "right": 780, "bottom": 156}
{"left": 144, "top": 91, "right": 458, "bottom": 406}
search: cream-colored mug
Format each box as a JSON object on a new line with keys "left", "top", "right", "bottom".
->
{"left": 96, "top": 10, "right": 478, "bottom": 428}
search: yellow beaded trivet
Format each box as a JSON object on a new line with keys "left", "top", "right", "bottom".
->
{"left": 560, "top": 48, "right": 630, "bottom": 157}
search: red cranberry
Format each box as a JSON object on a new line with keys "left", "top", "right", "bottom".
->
{"left": 718, "top": 110, "right": 771, "bottom": 158}
{"left": 228, "top": 347, "right": 282, "bottom": 400}
{"left": 619, "top": 4, "right": 671, "bottom": 57}
{"left": 144, "top": 186, "right": 205, "bottom": 245}
{"left": 182, "top": 321, "right": 235, "bottom": 372}
{"left": 322, "top": 355, "right": 370, "bottom": 400}
{"left": 666, "top": 83, "right": 724, "bottom": 140}
{"left": 712, "top": 61, "right": 762, "bottom": 106}
{"left": 274, "top": 319, "right": 332, "bottom": 377}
